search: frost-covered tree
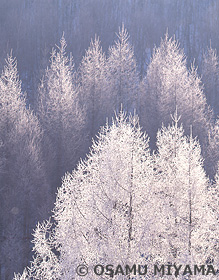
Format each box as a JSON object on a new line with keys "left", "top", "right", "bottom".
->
{"left": 212, "top": 164, "right": 219, "bottom": 220}
{"left": 38, "top": 35, "right": 85, "bottom": 188}
{"left": 107, "top": 25, "right": 139, "bottom": 114}
{"left": 13, "top": 219, "right": 61, "bottom": 280}
{"left": 78, "top": 36, "right": 107, "bottom": 138}
{"left": 54, "top": 112, "right": 156, "bottom": 277}
{"left": 205, "top": 117, "right": 219, "bottom": 178}
{"left": 202, "top": 44, "right": 219, "bottom": 115}
{"left": 13, "top": 110, "right": 219, "bottom": 279}
{"left": 141, "top": 34, "right": 211, "bottom": 149}
{"left": 0, "top": 55, "right": 49, "bottom": 279}
{"left": 206, "top": 164, "right": 219, "bottom": 268}
{"left": 14, "top": 111, "right": 157, "bottom": 279}
{"left": 154, "top": 111, "right": 216, "bottom": 267}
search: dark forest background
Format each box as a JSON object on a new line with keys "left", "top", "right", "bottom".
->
{"left": 1, "top": 0, "right": 219, "bottom": 96}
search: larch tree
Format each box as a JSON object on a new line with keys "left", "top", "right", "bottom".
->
{"left": 199, "top": 162, "right": 219, "bottom": 274}
{"left": 141, "top": 34, "right": 211, "bottom": 149}
{"left": 154, "top": 111, "right": 216, "bottom": 268}
{"left": 14, "top": 111, "right": 157, "bottom": 279}
{"left": 205, "top": 116, "right": 219, "bottom": 178}
{"left": 0, "top": 55, "right": 49, "bottom": 279}
{"left": 78, "top": 36, "right": 107, "bottom": 138}
{"left": 206, "top": 163, "right": 219, "bottom": 268}
{"left": 106, "top": 25, "right": 139, "bottom": 115}
{"left": 202, "top": 44, "right": 219, "bottom": 116}
{"left": 54, "top": 111, "right": 157, "bottom": 278}
{"left": 38, "top": 35, "right": 85, "bottom": 189}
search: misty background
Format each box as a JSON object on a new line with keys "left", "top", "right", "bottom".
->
{"left": 1, "top": 0, "right": 219, "bottom": 98}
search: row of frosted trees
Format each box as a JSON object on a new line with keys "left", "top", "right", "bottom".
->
{"left": 1, "top": 0, "right": 219, "bottom": 87}
{"left": 0, "top": 26, "right": 219, "bottom": 279}
{"left": 14, "top": 112, "right": 219, "bottom": 279}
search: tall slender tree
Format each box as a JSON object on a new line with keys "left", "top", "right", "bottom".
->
{"left": 78, "top": 36, "right": 107, "bottom": 138}
{"left": 141, "top": 34, "right": 211, "bottom": 149}
{"left": 0, "top": 55, "right": 49, "bottom": 279}
{"left": 206, "top": 164, "right": 219, "bottom": 269}
{"left": 202, "top": 44, "right": 219, "bottom": 115}
{"left": 154, "top": 111, "right": 216, "bottom": 266}
{"left": 205, "top": 116, "right": 219, "bottom": 178}
{"left": 38, "top": 35, "right": 85, "bottom": 189}
{"left": 107, "top": 25, "right": 139, "bottom": 114}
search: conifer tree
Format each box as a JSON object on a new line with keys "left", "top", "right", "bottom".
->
{"left": 54, "top": 111, "right": 155, "bottom": 278}
{"left": 202, "top": 44, "right": 219, "bottom": 115}
{"left": 205, "top": 117, "right": 219, "bottom": 178}
{"left": 38, "top": 35, "right": 84, "bottom": 188}
{"left": 13, "top": 111, "right": 156, "bottom": 279}
{"left": 107, "top": 25, "right": 139, "bottom": 114}
{"left": 206, "top": 164, "right": 219, "bottom": 267}
{"left": 78, "top": 36, "right": 107, "bottom": 138}
{"left": 141, "top": 34, "right": 211, "bottom": 148}
{"left": 154, "top": 111, "right": 216, "bottom": 266}
{"left": 0, "top": 55, "right": 49, "bottom": 279}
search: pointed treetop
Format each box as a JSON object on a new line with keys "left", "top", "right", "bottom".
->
{"left": 204, "top": 42, "right": 218, "bottom": 66}
{"left": 2, "top": 53, "right": 19, "bottom": 83}
{"left": 87, "top": 34, "right": 103, "bottom": 57}
{"left": 51, "top": 34, "right": 68, "bottom": 64}
{"left": 113, "top": 106, "right": 127, "bottom": 126}
{"left": 116, "top": 23, "right": 130, "bottom": 45}
{"left": 190, "top": 124, "right": 193, "bottom": 139}
{"left": 171, "top": 106, "right": 181, "bottom": 128}
{"left": 59, "top": 33, "right": 67, "bottom": 54}
{"left": 0, "top": 53, "right": 23, "bottom": 102}
{"left": 164, "top": 28, "right": 169, "bottom": 41}
{"left": 91, "top": 34, "right": 101, "bottom": 46}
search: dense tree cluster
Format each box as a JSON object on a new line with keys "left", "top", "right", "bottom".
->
{"left": 13, "top": 112, "right": 219, "bottom": 280}
{"left": 0, "top": 24, "right": 218, "bottom": 279}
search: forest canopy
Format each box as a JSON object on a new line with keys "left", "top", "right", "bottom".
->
{"left": 0, "top": 1, "right": 219, "bottom": 279}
